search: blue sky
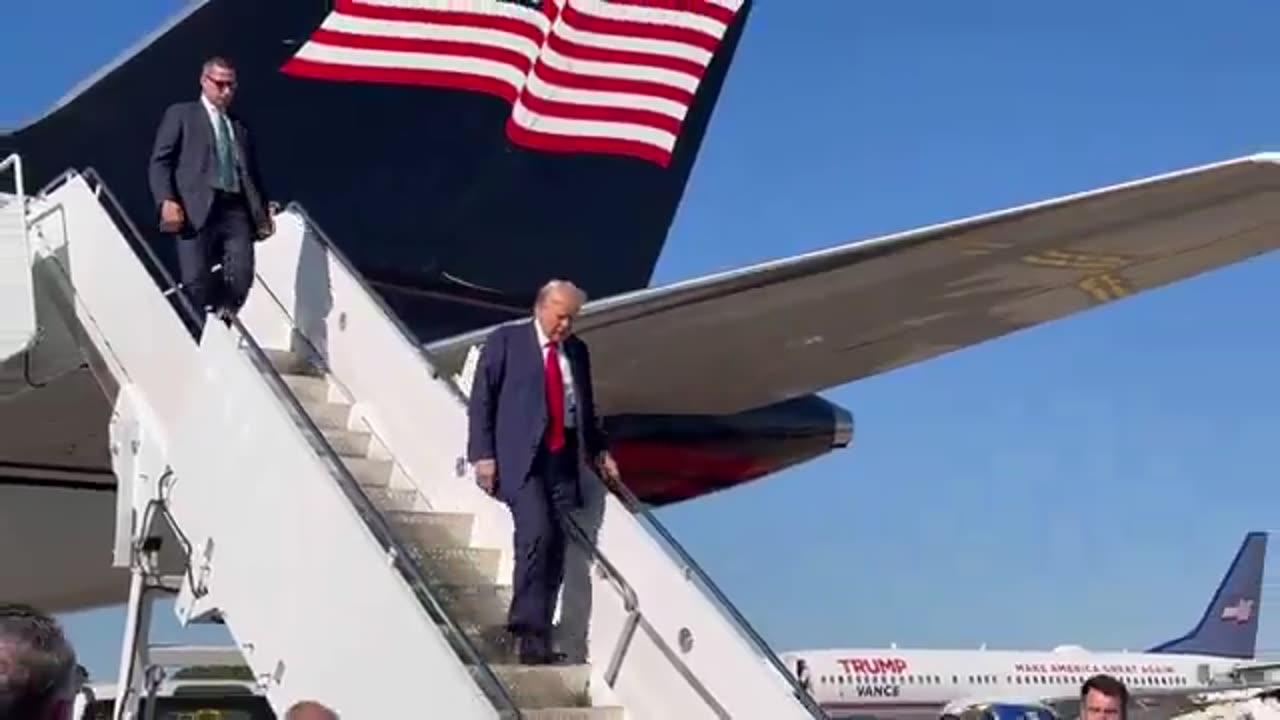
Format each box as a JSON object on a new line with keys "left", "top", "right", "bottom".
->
{"left": 5, "top": 0, "right": 1280, "bottom": 680}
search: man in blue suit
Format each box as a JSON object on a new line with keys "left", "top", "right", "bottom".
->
{"left": 466, "top": 279, "right": 621, "bottom": 665}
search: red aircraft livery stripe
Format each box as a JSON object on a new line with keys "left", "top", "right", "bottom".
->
{"left": 281, "top": 0, "right": 744, "bottom": 167}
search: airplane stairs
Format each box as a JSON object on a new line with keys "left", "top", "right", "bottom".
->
{"left": 3, "top": 153, "right": 826, "bottom": 719}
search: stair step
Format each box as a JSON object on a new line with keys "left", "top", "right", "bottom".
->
{"left": 302, "top": 400, "right": 352, "bottom": 430}
{"left": 263, "top": 348, "right": 323, "bottom": 376}
{"left": 321, "top": 426, "right": 371, "bottom": 457}
{"left": 341, "top": 457, "right": 395, "bottom": 487}
{"left": 435, "top": 584, "right": 512, "bottom": 627}
{"left": 405, "top": 544, "right": 501, "bottom": 585}
{"left": 483, "top": 664, "right": 591, "bottom": 709}
{"left": 283, "top": 373, "right": 334, "bottom": 404}
{"left": 362, "top": 487, "right": 425, "bottom": 513}
{"left": 457, "top": 623, "right": 519, "bottom": 664}
{"left": 387, "top": 511, "right": 474, "bottom": 547}
{"left": 522, "top": 709, "right": 624, "bottom": 720}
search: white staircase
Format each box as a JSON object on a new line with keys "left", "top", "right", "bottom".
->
{"left": 11, "top": 157, "right": 824, "bottom": 719}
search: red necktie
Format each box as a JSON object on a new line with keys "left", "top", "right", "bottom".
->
{"left": 544, "top": 342, "right": 565, "bottom": 451}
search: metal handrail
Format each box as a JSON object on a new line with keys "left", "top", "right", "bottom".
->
{"left": 283, "top": 203, "right": 813, "bottom": 716}
{"left": 60, "top": 169, "right": 524, "bottom": 719}
{"left": 0, "top": 153, "right": 25, "bottom": 208}
{"left": 225, "top": 313, "right": 524, "bottom": 719}
{"left": 1, "top": 153, "right": 28, "bottom": 282}
{"left": 609, "top": 484, "right": 827, "bottom": 717}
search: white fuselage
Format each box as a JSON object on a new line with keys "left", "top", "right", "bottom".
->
{"left": 782, "top": 648, "right": 1241, "bottom": 719}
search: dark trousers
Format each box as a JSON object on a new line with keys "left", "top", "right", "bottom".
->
{"left": 506, "top": 433, "right": 580, "bottom": 660}
{"left": 176, "top": 191, "right": 254, "bottom": 325}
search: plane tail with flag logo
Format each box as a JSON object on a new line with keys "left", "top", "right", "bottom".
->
{"left": 1148, "top": 531, "right": 1267, "bottom": 659}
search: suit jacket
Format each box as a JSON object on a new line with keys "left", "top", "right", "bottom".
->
{"left": 466, "top": 321, "right": 609, "bottom": 505}
{"left": 147, "top": 100, "right": 270, "bottom": 236}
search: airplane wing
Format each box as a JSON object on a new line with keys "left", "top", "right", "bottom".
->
{"left": 427, "top": 153, "right": 1280, "bottom": 416}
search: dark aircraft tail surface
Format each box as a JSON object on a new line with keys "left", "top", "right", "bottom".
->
{"left": 5, "top": 0, "right": 752, "bottom": 342}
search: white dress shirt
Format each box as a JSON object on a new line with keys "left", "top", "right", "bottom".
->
{"left": 534, "top": 322, "right": 576, "bottom": 428}
{"left": 200, "top": 95, "right": 240, "bottom": 192}
{"left": 200, "top": 94, "right": 236, "bottom": 144}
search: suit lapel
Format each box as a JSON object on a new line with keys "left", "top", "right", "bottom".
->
{"left": 192, "top": 101, "right": 215, "bottom": 158}
{"left": 563, "top": 337, "right": 586, "bottom": 431}
{"left": 525, "top": 321, "right": 541, "bottom": 375}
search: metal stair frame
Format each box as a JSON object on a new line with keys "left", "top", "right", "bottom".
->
{"left": 240, "top": 204, "right": 827, "bottom": 719}
{"left": 24, "top": 167, "right": 523, "bottom": 718}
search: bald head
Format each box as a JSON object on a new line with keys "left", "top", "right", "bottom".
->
{"left": 285, "top": 701, "right": 338, "bottom": 720}
{"left": 533, "top": 279, "right": 586, "bottom": 343}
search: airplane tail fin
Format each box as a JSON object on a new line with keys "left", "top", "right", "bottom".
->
{"left": 1148, "top": 531, "right": 1267, "bottom": 659}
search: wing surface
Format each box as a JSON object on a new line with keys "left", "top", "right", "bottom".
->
{"left": 429, "top": 154, "right": 1280, "bottom": 415}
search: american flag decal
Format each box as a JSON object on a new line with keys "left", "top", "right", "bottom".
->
{"left": 281, "top": 0, "right": 745, "bottom": 167}
{"left": 1221, "top": 598, "right": 1255, "bottom": 624}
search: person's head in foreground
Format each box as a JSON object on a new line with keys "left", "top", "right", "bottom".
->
{"left": 285, "top": 700, "right": 340, "bottom": 720}
{"left": 1080, "top": 673, "right": 1128, "bottom": 720}
{"left": 0, "top": 603, "right": 79, "bottom": 720}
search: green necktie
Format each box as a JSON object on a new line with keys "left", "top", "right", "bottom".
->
{"left": 215, "top": 111, "right": 237, "bottom": 190}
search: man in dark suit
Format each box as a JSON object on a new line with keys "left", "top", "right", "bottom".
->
{"left": 466, "top": 279, "right": 621, "bottom": 665}
{"left": 148, "top": 56, "right": 274, "bottom": 330}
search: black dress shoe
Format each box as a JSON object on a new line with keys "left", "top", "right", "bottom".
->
{"left": 518, "top": 651, "right": 571, "bottom": 666}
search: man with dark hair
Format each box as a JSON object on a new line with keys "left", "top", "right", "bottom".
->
{"left": 1080, "top": 673, "right": 1128, "bottom": 720}
{"left": 149, "top": 54, "right": 276, "bottom": 331}
{"left": 0, "top": 603, "right": 79, "bottom": 720}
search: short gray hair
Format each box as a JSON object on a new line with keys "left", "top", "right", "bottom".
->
{"left": 0, "top": 604, "right": 78, "bottom": 718}
{"left": 534, "top": 279, "right": 587, "bottom": 308}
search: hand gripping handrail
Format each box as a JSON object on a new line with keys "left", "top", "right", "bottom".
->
{"left": 50, "top": 169, "right": 524, "bottom": 719}
{"left": 284, "top": 202, "right": 827, "bottom": 718}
